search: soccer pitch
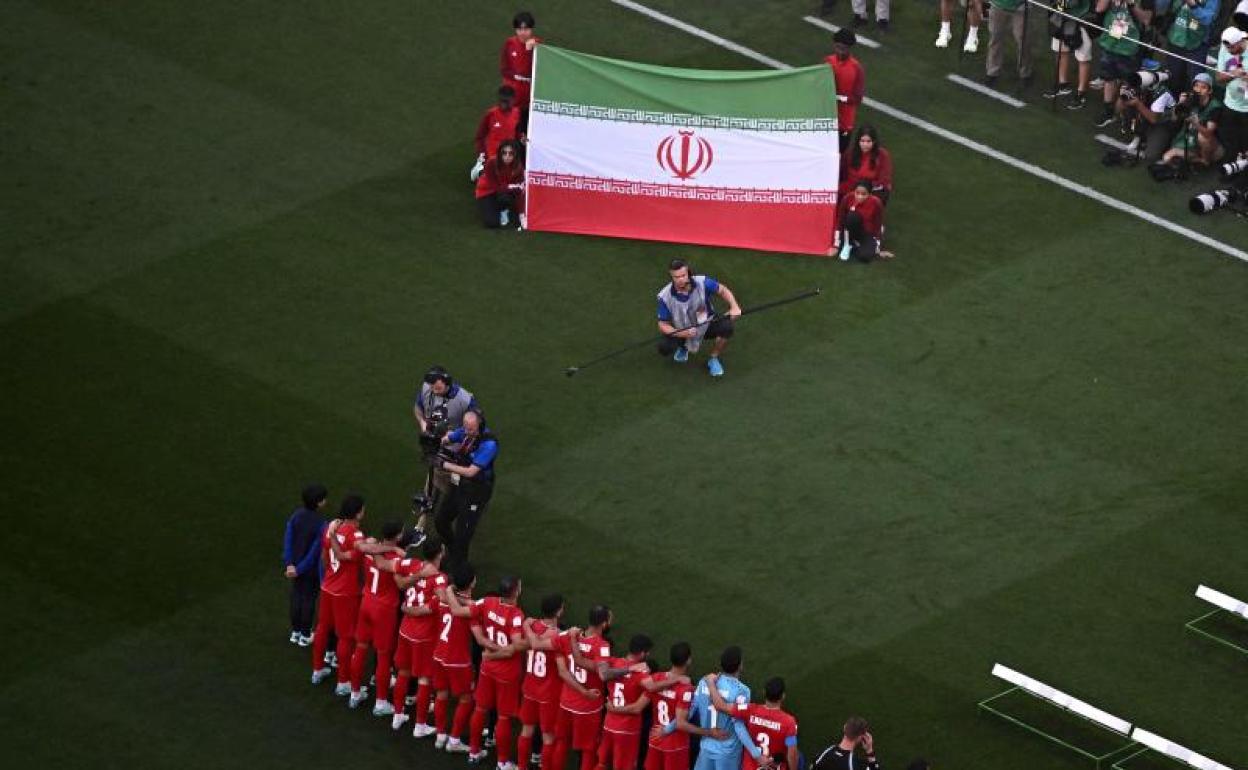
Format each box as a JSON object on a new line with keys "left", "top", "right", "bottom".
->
{"left": 4, "top": 1, "right": 1247, "bottom": 768}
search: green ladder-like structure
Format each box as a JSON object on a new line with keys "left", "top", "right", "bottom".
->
{"left": 1184, "top": 584, "right": 1248, "bottom": 657}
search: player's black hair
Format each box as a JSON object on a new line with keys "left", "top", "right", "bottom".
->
{"left": 379, "top": 520, "right": 403, "bottom": 541}
{"left": 540, "top": 593, "right": 564, "bottom": 617}
{"left": 668, "top": 258, "right": 689, "bottom": 273}
{"left": 764, "top": 677, "right": 785, "bottom": 702}
{"left": 513, "top": 11, "right": 536, "bottom": 29}
{"left": 588, "top": 604, "right": 611, "bottom": 627}
{"left": 670, "top": 641, "right": 692, "bottom": 667}
{"left": 628, "top": 634, "right": 654, "bottom": 656}
{"left": 452, "top": 562, "right": 476, "bottom": 590}
{"left": 301, "top": 483, "right": 328, "bottom": 509}
{"left": 853, "top": 179, "right": 873, "bottom": 193}
{"left": 499, "top": 85, "right": 516, "bottom": 99}
{"left": 339, "top": 494, "right": 365, "bottom": 519}
{"left": 720, "top": 645, "right": 743, "bottom": 674}
{"left": 498, "top": 574, "right": 521, "bottom": 597}
{"left": 421, "top": 535, "right": 444, "bottom": 561}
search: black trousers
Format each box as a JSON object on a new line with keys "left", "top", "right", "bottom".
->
{"left": 842, "top": 210, "right": 880, "bottom": 262}
{"left": 656, "top": 316, "right": 735, "bottom": 356}
{"left": 289, "top": 573, "right": 318, "bottom": 635}
{"left": 477, "top": 193, "right": 519, "bottom": 228}
{"left": 436, "top": 483, "right": 493, "bottom": 568}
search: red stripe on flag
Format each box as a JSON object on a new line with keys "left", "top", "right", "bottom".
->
{"left": 527, "top": 184, "right": 836, "bottom": 256}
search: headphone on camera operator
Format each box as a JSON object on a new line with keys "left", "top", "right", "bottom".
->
{"left": 437, "top": 410, "right": 498, "bottom": 497}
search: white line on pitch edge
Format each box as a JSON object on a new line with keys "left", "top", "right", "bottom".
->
{"left": 606, "top": 0, "right": 1248, "bottom": 264}
{"left": 946, "top": 74, "right": 1025, "bottom": 108}
{"left": 802, "top": 16, "right": 882, "bottom": 49}
{"left": 1094, "top": 134, "right": 1133, "bottom": 152}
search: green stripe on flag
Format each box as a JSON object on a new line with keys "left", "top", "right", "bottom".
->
{"left": 532, "top": 46, "right": 836, "bottom": 122}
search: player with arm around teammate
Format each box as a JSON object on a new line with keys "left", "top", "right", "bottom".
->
{"left": 649, "top": 642, "right": 728, "bottom": 770}
{"left": 519, "top": 595, "right": 570, "bottom": 770}
{"left": 469, "top": 575, "right": 527, "bottom": 768}
{"left": 689, "top": 647, "right": 768, "bottom": 770}
{"left": 703, "top": 674, "right": 797, "bottom": 770}
{"left": 598, "top": 634, "right": 657, "bottom": 770}
{"left": 390, "top": 537, "right": 448, "bottom": 732}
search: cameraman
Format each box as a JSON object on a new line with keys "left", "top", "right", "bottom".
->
{"left": 1116, "top": 68, "right": 1179, "bottom": 161}
{"left": 1094, "top": 0, "right": 1154, "bottom": 128}
{"left": 1157, "top": 73, "right": 1224, "bottom": 167}
{"left": 412, "top": 366, "right": 479, "bottom": 540}
{"left": 435, "top": 410, "right": 497, "bottom": 569}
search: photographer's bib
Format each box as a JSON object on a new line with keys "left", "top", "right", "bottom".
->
{"left": 657, "top": 276, "right": 713, "bottom": 353}
{"left": 1099, "top": 8, "right": 1140, "bottom": 56}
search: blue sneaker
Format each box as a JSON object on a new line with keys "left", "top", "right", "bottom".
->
{"left": 707, "top": 357, "right": 724, "bottom": 377}
{"left": 673, "top": 347, "right": 689, "bottom": 363}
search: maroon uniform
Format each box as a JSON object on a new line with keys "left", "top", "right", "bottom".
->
{"left": 475, "top": 105, "right": 522, "bottom": 160}
{"left": 500, "top": 35, "right": 540, "bottom": 107}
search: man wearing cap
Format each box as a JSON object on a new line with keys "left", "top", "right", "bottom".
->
{"left": 1158, "top": 72, "right": 1223, "bottom": 167}
{"left": 1216, "top": 25, "right": 1248, "bottom": 158}
{"left": 1165, "top": 0, "right": 1220, "bottom": 94}
{"left": 825, "top": 29, "right": 865, "bottom": 152}
{"left": 986, "top": 0, "right": 1035, "bottom": 89}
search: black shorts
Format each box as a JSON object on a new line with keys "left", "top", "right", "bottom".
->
{"left": 656, "top": 316, "right": 734, "bottom": 355}
{"left": 1098, "top": 50, "right": 1138, "bottom": 83}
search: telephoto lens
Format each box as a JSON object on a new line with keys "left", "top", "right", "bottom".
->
{"left": 1189, "top": 189, "right": 1236, "bottom": 214}
{"left": 1218, "top": 157, "right": 1248, "bottom": 181}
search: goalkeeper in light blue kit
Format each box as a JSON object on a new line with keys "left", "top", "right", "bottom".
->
{"left": 686, "top": 646, "right": 770, "bottom": 770}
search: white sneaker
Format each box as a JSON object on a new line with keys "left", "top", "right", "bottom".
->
{"left": 499, "top": 210, "right": 511, "bottom": 228}
{"left": 499, "top": 762, "right": 519, "bottom": 770}
{"left": 311, "top": 668, "right": 332, "bottom": 685}
{"left": 530, "top": 753, "right": 543, "bottom": 767}
{"left": 434, "top": 733, "right": 449, "bottom": 749}
{"left": 325, "top": 651, "right": 337, "bottom": 668}
{"left": 348, "top": 689, "right": 369, "bottom": 708}
{"left": 297, "top": 634, "right": 312, "bottom": 647}
{"left": 289, "top": 631, "right": 301, "bottom": 645}
{"left": 417, "top": 724, "right": 439, "bottom": 740}
{"left": 334, "top": 682, "right": 351, "bottom": 697}
{"left": 392, "top": 713, "right": 410, "bottom": 731}
{"left": 935, "top": 27, "right": 952, "bottom": 48}
{"left": 446, "top": 738, "right": 470, "bottom": 754}
{"left": 468, "top": 750, "right": 489, "bottom": 764}
{"left": 518, "top": 213, "right": 528, "bottom": 230}
{"left": 1090, "top": 77, "right": 1105, "bottom": 89}
{"left": 373, "top": 699, "right": 395, "bottom": 717}
{"left": 963, "top": 31, "right": 979, "bottom": 53}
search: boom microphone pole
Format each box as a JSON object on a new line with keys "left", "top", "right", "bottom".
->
{"left": 564, "top": 287, "right": 822, "bottom": 378}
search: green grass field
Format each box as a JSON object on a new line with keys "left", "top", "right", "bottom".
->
{"left": 5, "top": 1, "right": 1247, "bottom": 768}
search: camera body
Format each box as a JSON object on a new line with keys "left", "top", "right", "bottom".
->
{"left": 419, "top": 405, "right": 451, "bottom": 454}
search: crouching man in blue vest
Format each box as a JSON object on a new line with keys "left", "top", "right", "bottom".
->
{"left": 656, "top": 259, "right": 742, "bottom": 378}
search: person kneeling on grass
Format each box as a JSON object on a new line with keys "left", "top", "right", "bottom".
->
{"left": 840, "top": 125, "right": 893, "bottom": 204}
{"left": 475, "top": 139, "right": 525, "bottom": 229}
{"left": 1152, "top": 73, "right": 1223, "bottom": 175}
{"left": 835, "top": 181, "right": 893, "bottom": 262}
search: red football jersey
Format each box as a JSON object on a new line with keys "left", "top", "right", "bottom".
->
{"left": 735, "top": 704, "right": 799, "bottom": 770}
{"left": 475, "top": 105, "right": 521, "bottom": 159}
{"left": 500, "top": 35, "right": 538, "bottom": 81}
{"left": 362, "top": 549, "right": 405, "bottom": 607}
{"left": 603, "top": 658, "right": 648, "bottom": 733}
{"left": 399, "top": 570, "right": 447, "bottom": 641}
{"left": 555, "top": 632, "right": 612, "bottom": 714}
{"left": 647, "top": 672, "right": 694, "bottom": 751}
{"left": 433, "top": 591, "right": 477, "bottom": 667}
{"left": 521, "top": 621, "right": 563, "bottom": 703}
{"left": 475, "top": 596, "right": 525, "bottom": 680}
{"left": 320, "top": 522, "right": 364, "bottom": 596}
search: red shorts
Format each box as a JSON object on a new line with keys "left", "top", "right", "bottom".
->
{"left": 318, "top": 591, "right": 361, "bottom": 640}
{"left": 519, "top": 695, "right": 560, "bottom": 733}
{"left": 645, "top": 747, "right": 689, "bottom": 770}
{"left": 475, "top": 672, "right": 521, "bottom": 717}
{"left": 354, "top": 600, "right": 399, "bottom": 652}
{"left": 557, "top": 706, "right": 602, "bottom": 752}
{"left": 598, "top": 730, "right": 640, "bottom": 770}
{"left": 433, "top": 660, "right": 474, "bottom": 696}
{"left": 395, "top": 636, "right": 436, "bottom": 678}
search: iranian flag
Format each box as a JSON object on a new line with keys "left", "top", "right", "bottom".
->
{"left": 525, "top": 46, "right": 840, "bottom": 256}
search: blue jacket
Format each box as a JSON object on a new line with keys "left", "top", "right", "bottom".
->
{"left": 283, "top": 507, "right": 326, "bottom": 579}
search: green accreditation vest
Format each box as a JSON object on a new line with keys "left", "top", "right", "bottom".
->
{"left": 990, "top": 0, "right": 1024, "bottom": 10}
{"left": 1099, "top": 6, "right": 1141, "bottom": 56}
{"left": 1056, "top": 0, "right": 1091, "bottom": 17}
{"left": 1171, "top": 97, "right": 1222, "bottom": 150}
{"left": 1168, "top": 0, "right": 1208, "bottom": 51}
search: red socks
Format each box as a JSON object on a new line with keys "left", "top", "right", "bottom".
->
{"left": 470, "top": 708, "right": 489, "bottom": 752}
{"left": 335, "top": 636, "right": 354, "bottom": 684}
{"left": 415, "top": 682, "right": 432, "bottom": 724}
{"left": 517, "top": 731, "right": 534, "bottom": 766}
{"left": 451, "top": 699, "right": 473, "bottom": 740}
{"left": 348, "top": 645, "right": 367, "bottom": 691}
{"left": 392, "top": 672, "right": 411, "bottom": 711}
{"left": 495, "top": 718, "right": 514, "bottom": 763}
{"left": 435, "top": 696, "right": 450, "bottom": 734}
{"left": 580, "top": 747, "right": 596, "bottom": 770}
{"left": 374, "top": 650, "right": 392, "bottom": 701}
{"left": 550, "top": 741, "right": 568, "bottom": 770}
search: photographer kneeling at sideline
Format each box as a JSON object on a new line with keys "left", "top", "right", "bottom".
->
{"left": 435, "top": 410, "right": 498, "bottom": 569}
{"left": 1111, "top": 66, "right": 1177, "bottom": 163}
{"left": 1152, "top": 73, "right": 1224, "bottom": 174}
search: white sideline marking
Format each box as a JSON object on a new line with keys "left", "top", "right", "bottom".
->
{"left": 946, "top": 74, "right": 1025, "bottom": 108}
{"left": 606, "top": 0, "right": 1248, "bottom": 264}
{"left": 802, "top": 16, "right": 882, "bottom": 49}
{"left": 1094, "top": 134, "right": 1133, "bottom": 153}
{"left": 1131, "top": 728, "right": 1234, "bottom": 770}
{"left": 990, "top": 664, "right": 1132, "bottom": 736}
{"left": 1195, "top": 584, "right": 1248, "bottom": 620}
